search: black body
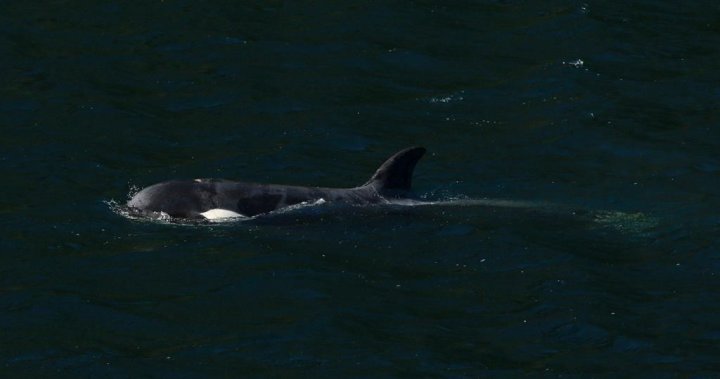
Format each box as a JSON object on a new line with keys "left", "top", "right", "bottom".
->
{"left": 127, "top": 147, "right": 426, "bottom": 219}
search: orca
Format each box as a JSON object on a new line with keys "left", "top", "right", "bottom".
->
{"left": 127, "top": 146, "right": 426, "bottom": 220}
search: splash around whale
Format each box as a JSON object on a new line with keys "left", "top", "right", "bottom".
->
{"left": 126, "top": 147, "right": 427, "bottom": 221}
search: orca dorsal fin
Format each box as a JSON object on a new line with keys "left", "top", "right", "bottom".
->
{"left": 362, "top": 146, "right": 426, "bottom": 192}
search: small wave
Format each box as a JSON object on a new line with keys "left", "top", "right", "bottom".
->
{"left": 107, "top": 199, "right": 207, "bottom": 225}
{"left": 106, "top": 199, "right": 175, "bottom": 224}
{"left": 389, "top": 196, "right": 660, "bottom": 236}
{"left": 411, "top": 198, "right": 553, "bottom": 209}
{"left": 563, "top": 58, "right": 584, "bottom": 68}
{"left": 107, "top": 198, "right": 331, "bottom": 225}
{"left": 592, "top": 210, "right": 659, "bottom": 236}
{"left": 109, "top": 193, "right": 658, "bottom": 237}
{"left": 427, "top": 90, "right": 464, "bottom": 104}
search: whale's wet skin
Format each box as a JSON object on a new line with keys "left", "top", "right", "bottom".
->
{"left": 125, "top": 147, "right": 426, "bottom": 221}
{"left": 120, "top": 146, "right": 657, "bottom": 234}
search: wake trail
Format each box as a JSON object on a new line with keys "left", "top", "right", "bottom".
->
{"left": 108, "top": 193, "right": 659, "bottom": 236}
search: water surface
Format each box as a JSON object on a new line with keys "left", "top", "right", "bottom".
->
{"left": 2, "top": 1, "right": 720, "bottom": 377}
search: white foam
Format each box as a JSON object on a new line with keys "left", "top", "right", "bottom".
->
{"left": 200, "top": 208, "right": 245, "bottom": 220}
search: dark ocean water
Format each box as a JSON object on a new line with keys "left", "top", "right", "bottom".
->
{"left": 2, "top": 1, "right": 720, "bottom": 377}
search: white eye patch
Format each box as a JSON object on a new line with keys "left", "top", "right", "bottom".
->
{"left": 200, "top": 209, "right": 244, "bottom": 219}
